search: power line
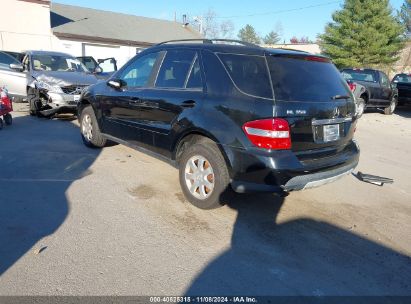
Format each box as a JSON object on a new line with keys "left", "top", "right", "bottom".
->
{"left": 215, "top": 1, "right": 342, "bottom": 19}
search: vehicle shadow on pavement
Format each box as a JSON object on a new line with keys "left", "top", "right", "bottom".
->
{"left": 0, "top": 115, "right": 100, "bottom": 276}
{"left": 185, "top": 193, "right": 411, "bottom": 296}
{"left": 396, "top": 106, "right": 411, "bottom": 119}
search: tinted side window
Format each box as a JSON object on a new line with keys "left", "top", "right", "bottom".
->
{"left": 119, "top": 52, "right": 160, "bottom": 88}
{"left": 218, "top": 53, "right": 273, "bottom": 99}
{"left": 186, "top": 57, "right": 203, "bottom": 89}
{"left": 156, "top": 50, "right": 196, "bottom": 88}
{"left": 0, "top": 52, "right": 19, "bottom": 70}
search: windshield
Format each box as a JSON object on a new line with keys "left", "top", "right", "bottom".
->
{"left": 32, "top": 54, "right": 89, "bottom": 72}
{"left": 342, "top": 70, "right": 376, "bottom": 82}
{"left": 268, "top": 55, "right": 351, "bottom": 102}
{"left": 393, "top": 74, "right": 411, "bottom": 83}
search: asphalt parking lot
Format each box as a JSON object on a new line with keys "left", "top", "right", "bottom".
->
{"left": 0, "top": 103, "right": 410, "bottom": 296}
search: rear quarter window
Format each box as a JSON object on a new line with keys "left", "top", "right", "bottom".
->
{"left": 217, "top": 53, "right": 273, "bottom": 99}
{"left": 268, "top": 55, "right": 350, "bottom": 102}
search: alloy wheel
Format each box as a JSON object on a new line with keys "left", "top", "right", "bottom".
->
{"left": 82, "top": 114, "right": 93, "bottom": 142}
{"left": 184, "top": 155, "right": 215, "bottom": 200}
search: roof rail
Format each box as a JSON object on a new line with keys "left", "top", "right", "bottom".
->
{"left": 155, "top": 39, "right": 260, "bottom": 48}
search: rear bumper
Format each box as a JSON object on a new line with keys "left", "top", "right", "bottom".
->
{"left": 282, "top": 161, "right": 357, "bottom": 191}
{"left": 226, "top": 140, "right": 360, "bottom": 193}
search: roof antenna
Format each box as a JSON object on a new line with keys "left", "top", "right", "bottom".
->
{"left": 182, "top": 14, "right": 189, "bottom": 27}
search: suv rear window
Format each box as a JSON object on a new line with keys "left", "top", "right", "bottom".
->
{"left": 218, "top": 53, "right": 273, "bottom": 99}
{"left": 268, "top": 55, "right": 350, "bottom": 102}
{"left": 342, "top": 69, "right": 376, "bottom": 82}
{"left": 393, "top": 74, "right": 411, "bottom": 83}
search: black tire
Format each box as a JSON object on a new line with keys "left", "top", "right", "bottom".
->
{"left": 384, "top": 97, "right": 397, "bottom": 115}
{"left": 80, "top": 105, "right": 106, "bottom": 148}
{"left": 27, "top": 88, "right": 39, "bottom": 116}
{"left": 4, "top": 114, "right": 12, "bottom": 125}
{"left": 178, "top": 138, "right": 230, "bottom": 209}
{"left": 0, "top": 118, "right": 3, "bottom": 130}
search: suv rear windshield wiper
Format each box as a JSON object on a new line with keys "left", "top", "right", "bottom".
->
{"left": 332, "top": 95, "right": 351, "bottom": 100}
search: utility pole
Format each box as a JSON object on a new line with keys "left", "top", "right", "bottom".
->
{"left": 193, "top": 16, "right": 203, "bottom": 35}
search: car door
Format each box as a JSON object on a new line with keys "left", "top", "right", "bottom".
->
{"left": 77, "top": 56, "right": 98, "bottom": 72}
{"left": 99, "top": 51, "right": 164, "bottom": 146}
{"left": 379, "top": 72, "right": 392, "bottom": 103}
{"left": 140, "top": 49, "right": 205, "bottom": 157}
{"left": 97, "top": 58, "right": 117, "bottom": 72}
{"left": 0, "top": 51, "right": 28, "bottom": 100}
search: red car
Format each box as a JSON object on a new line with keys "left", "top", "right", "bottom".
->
{"left": 346, "top": 79, "right": 366, "bottom": 118}
{"left": 0, "top": 88, "right": 13, "bottom": 129}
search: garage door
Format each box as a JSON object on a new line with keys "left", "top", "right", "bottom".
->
{"left": 82, "top": 43, "right": 123, "bottom": 67}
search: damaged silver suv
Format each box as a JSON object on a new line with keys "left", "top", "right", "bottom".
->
{"left": 0, "top": 50, "right": 99, "bottom": 117}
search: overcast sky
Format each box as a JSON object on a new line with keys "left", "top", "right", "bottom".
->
{"left": 55, "top": 0, "right": 405, "bottom": 42}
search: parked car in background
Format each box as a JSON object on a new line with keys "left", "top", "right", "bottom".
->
{"left": 392, "top": 73, "right": 411, "bottom": 106}
{"left": 0, "top": 51, "right": 28, "bottom": 102}
{"left": 346, "top": 79, "right": 366, "bottom": 118}
{"left": 341, "top": 68, "right": 398, "bottom": 115}
{"left": 77, "top": 56, "right": 118, "bottom": 80}
{"left": 78, "top": 39, "right": 360, "bottom": 209}
{"left": 0, "top": 50, "right": 100, "bottom": 117}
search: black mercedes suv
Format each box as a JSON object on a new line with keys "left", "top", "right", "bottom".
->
{"left": 78, "top": 39, "right": 360, "bottom": 209}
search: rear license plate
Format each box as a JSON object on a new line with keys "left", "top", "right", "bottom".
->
{"left": 323, "top": 124, "right": 340, "bottom": 142}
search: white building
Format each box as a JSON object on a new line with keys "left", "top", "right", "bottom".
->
{"left": 1, "top": 0, "right": 202, "bottom": 67}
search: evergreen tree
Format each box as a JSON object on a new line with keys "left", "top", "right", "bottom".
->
{"left": 238, "top": 24, "right": 261, "bottom": 44}
{"left": 263, "top": 31, "right": 281, "bottom": 44}
{"left": 319, "top": 0, "right": 404, "bottom": 68}
{"left": 399, "top": 0, "right": 411, "bottom": 36}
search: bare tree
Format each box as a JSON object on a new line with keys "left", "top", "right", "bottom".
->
{"left": 219, "top": 20, "right": 235, "bottom": 39}
{"left": 202, "top": 9, "right": 220, "bottom": 39}
{"left": 194, "top": 8, "right": 235, "bottom": 39}
{"left": 274, "top": 21, "right": 284, "bottom": 38}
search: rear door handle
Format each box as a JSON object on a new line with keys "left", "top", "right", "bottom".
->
{"left": 181, "top": 100, "right": 196, "bottom": 108}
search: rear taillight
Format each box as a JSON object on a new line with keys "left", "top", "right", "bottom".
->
{"left": 348, "top": 82, "right": 356, "bottom": 92}
{"left": 243, "top": 118, "right": 291, "bottom": 150}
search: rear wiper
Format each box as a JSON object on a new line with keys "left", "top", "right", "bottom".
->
{"left": 332, "top": 95, "right": 351, "bottom": 100}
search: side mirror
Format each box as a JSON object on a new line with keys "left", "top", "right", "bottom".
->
{"left": 94, "top": 66, "right": 103, "bottom": 74}
{"left": 10, "top": 63, "right": 24, "bottom": 72}
{"left": 107, "top": 79, "right": 126, "bottom": 89}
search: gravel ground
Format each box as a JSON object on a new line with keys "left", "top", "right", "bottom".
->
{"left": 0, "top": 104, "right": 410, "bottom": 296}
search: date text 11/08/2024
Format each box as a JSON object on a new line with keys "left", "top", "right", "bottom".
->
{"left": 149, "top": 297, "right": 257, "bottom": 303}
